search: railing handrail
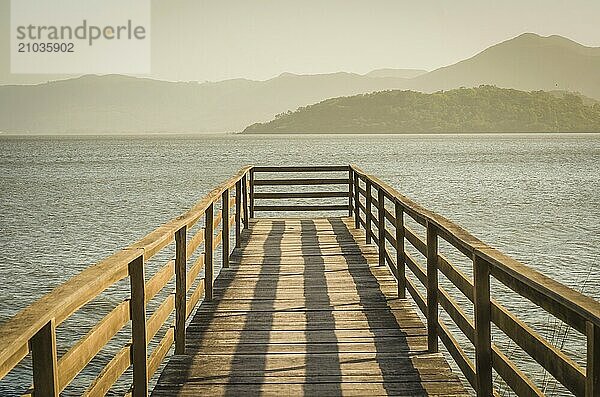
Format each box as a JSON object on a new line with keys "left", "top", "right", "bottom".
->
{"left": 0, "top": 165, "right": 252, "bottom": 385}
{"left": 350, "top": 164, "right": 600, "bottom": 396}
{"left": 350, "top": 164, "right": 600, "bottom": 330}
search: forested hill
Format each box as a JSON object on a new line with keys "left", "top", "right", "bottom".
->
{"left": 243, "top": 86, "right": 600, "bottom": 133}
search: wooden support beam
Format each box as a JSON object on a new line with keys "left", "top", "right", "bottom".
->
{"left": 378, "top": 188, "right": 385, "bottom": 266}
{"left": 353, "top": 171, "right": 360, "bottom": 229}
{"left": 235, "top": 180, "right": 241, "bottom": 248}
{"left": 174, "top": 226, "right": 187, "bottom": 355}
{"left": 242, "top": 175, "right": 249, "bottom": 227}
{"left": 30, "top": 319, "right": 59, "bottom": 397}
{"left": 587, "top": 321, "right": 600, "bottom": 397}
{"left": 249, "top": 169, "right": 255, "bottom": 218}
{"left": 366, "top": 179, "right": 372, "bottom": 244}
{"left": 222, "top": 190, "right": 230, "bottom": 268}
{"left": 348, "top": 169, "right": 353, "bottom": 217}
{"left": 204, "top": 204, "right": 214, "bottom": 302}
{"left": 426, "top": 221, "right": 439, "bottom": 353}
{"left": 128, "top": 255, "right": 148, "bottom": 397}
{"left": 473, "top": 252, "right": 492, "bottom": 397}
{"left": 395, "top": 200, "right": 406, "bottom": 299}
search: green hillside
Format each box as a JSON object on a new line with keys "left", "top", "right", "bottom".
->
{"left": 243, "top": 86, "right": 600, "bottom": 133}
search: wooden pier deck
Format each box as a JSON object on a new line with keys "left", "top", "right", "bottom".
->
{"left": 152, "top": 217, "right": 467, "bottom": 396}
{"left": 1, "top": 165, "right": 599, "bottom": 397}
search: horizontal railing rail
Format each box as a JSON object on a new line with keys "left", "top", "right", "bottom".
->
{"left": 250, "top": 165, "right": 352, "bottom": 216}
{"left": 349, "top": 164, "right": 600, "bottom": 397}
{"left": 0, "top": 166, "right": 253, "bottom": 397}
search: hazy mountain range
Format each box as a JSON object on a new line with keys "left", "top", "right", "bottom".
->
{"left": 1, "top": 33, "right": 599, "bottom": 134}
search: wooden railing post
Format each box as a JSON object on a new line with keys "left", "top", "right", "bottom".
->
{"left": 242, "top": 174, "right": 249, "bottom": 228}
{"left": 205, "top": 204, "right": 214, "bottom": 301}
{"left": 378, "top": 187, "right": 385, "bottom": 266}
{"left": 128, "top": 255, "right": 148, "bottom": 397}
{"left": 249, "top": 168, "right": 255, "bottom": 218}
{"left": 235, "top": 180, "right": 241, "bottom": 247}
{"left": 30, "top": 319, "right": 59, "bottom": 397}
{"left": 366, "top": 179, "right": 372, "bottom": 244}
{"left": 222, "top": 189, "right": 230, "bottom": 268}
{"left": 353, "top": 172, "right": 360, "bottom": 229}
{"left": 473, "top": 252, "right": 492, "bottom": 396}
{"left": 426, "top": 221, "right": 439, "bottom": 353}
{"left": 174, "top": 226, "right": 187, "bottom": 355}
{"left": 395, "top": 200, "right": 406, "bottom": 299}
{"left": 348, "top": 169, "right": 353, "bottom": 217}
{"left": 587, "top": 321, "right": 600, "bottom": 397}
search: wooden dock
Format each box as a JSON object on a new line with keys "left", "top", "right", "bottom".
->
{"left": 152, "top": 217, "right": 467, "bottom": 396}
{"left": 1, "top": 165, "right": 599, "bottom": 397}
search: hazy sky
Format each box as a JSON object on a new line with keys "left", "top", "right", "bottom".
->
{"left": 1, "top": 0, "right": 600, "bottom": 84}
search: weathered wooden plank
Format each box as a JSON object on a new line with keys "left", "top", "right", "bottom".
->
{"left": 253, "top": 166, "right": 350, "bottom": 172}
{"left": 426, "top": 222, "right": 439, "bottom": 353}
{"left": 242, "top": 174, "right": 249, "bottom": 228}
{"left": 148, "top": 327, "right": 175, "bottom": 379}
{"left": 254, "top": 205, "right": 349, "bottom": 212}
{"left": 190, "top": 320, "right": 426, "bottom": 332}
{"left": 213, "top": 230, "right": 223, "bottom": 251}
{"left": 155, "top": 215, "right": 465, "bottom": 397}
{"left": 153, "top": 380, "right": 468, "bottom": 396}
{"left": 377, "top": 188, "right": 386, "bottom": 266}
{"left": 365, "top": 180, "right": 372, "bottom": 244}
{"left": 30, "top": 319, "right": 59, "bottom": 397}
{"left": 235, "top": 180, "right": 241, "bottom": 248}
{"left": 253, "top": 178, "right": 350, "bottom": 186}
{"left": 174, "top": 226, "right": 187, "bottom": 355}
{"left": 156, "top": 351, "right": 459, "bottom": 377}
{"left": 186, "top": 255, "right": 205, "bottom": 291}
{"left": 186, "top": 227, "right": 204, "bottom": 259}
{"left": 186, "top": 279, "right": 205, "bottom": 319}
{"left": 147, "top": 294, "right": 175, "bottom": 343}
{"left": 146, "top": 260, "right": 174, "bottom": 304}
{"left": 128, "top": 255, "right": 148, "bottom": 397}
{"left": 222, "top": 190, "right": 230, "bottom": 269}
{"left": 353, "top": 171, "right": 360, "bottom": 228}
{"left": 492, "top": 345, "right": 543, "bottom": 397}
{"left": 491, "top": 299, "right": 585, "bottom": 396}
{"left": 587, "top": 321, "right": 600, "bottom": 397}
{"left": 205, "top": 204, "right": 214, "bottom": 302}
{"left": 57, "top": 300, "right": 130, "bottom": 391}
{"left": 83, "top": 345, "right": 131, "bottom": 397}
{"left": 395, "top": 200, "right": 406, "bottom": 299}
{"left": 249, "top": 169, "right": 255, "bottom": 218}
{"left": 185, "top": 328, "right": 426, "bottom": 340}
{"left": 473, "top": 253, "right": 492, "bottom": 396}
{"left": 254, "top": 191, "right": 350, "bottom": 199}
{"left": 438, "top": 320, "right": 476, "bottom": 390}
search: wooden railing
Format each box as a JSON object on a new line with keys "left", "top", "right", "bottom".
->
{"left": 0, "top": 166, "right": 252, "bottom": 397}
{"left": 250, "top": 165, "right": 352, "bottom": 215}
{"left": 349, "top": 165, "right": 600, "bottom": 397}
{"left": 1, "top": 164, "right": 599, "bottom": 397}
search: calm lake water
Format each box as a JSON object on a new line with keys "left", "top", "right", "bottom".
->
{"left": 0, "top": 133, "right": 599, "bottom": 396}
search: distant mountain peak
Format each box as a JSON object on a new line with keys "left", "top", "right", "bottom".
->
{"left": 499, "top": 32, "right": 593, "bottom": 50}
{"left": 278, "top": 72, "right": 298, "bottom": 78}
